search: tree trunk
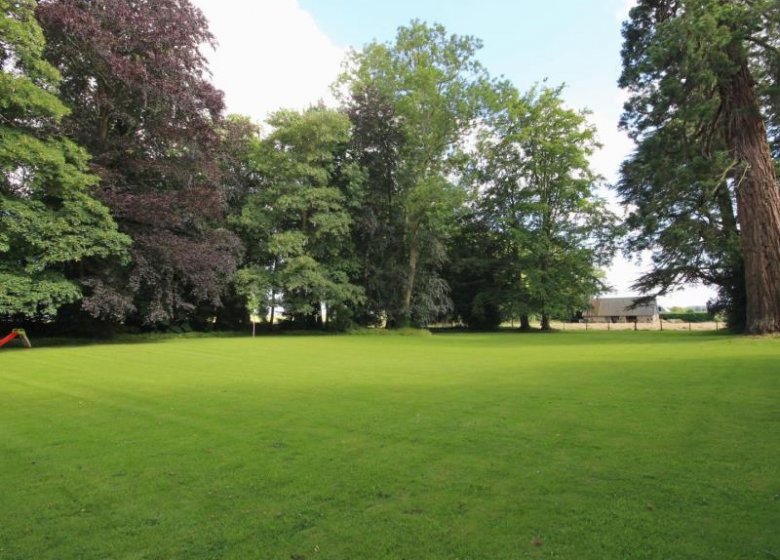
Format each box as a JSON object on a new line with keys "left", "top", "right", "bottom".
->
{"left": 723, "top": 49, "right": 780, "bottom": 334}
{"left": 519, "top": 314, "right": 531, "bottom": 331}
{"left": 95, "top": 85, "right": 110, "bottom": 149}
{"left": 540, "top": 313, "right": 551, "bottom": 331}
{"left": 715, "top": 182, "right": 747, "bottom": 329}
{"left": 400, "top": 230, "right": 419, "bottom": 327}
{"left": 268, "top": 290, "right": 276, "bottom": 332}
{"left": 715, "top": 182, "right": 738, "bottom": 235}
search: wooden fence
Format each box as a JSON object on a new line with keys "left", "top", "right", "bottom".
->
{"left": 552, "top": 320, "right": 722, "bottom": 331}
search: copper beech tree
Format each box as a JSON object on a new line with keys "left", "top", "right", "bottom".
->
{"left": 36, "top": 0, "right": 241, "bottom": 327}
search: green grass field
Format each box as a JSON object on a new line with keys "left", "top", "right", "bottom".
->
{"left": 1, "top": 331, "right": 779, "bottom": 559}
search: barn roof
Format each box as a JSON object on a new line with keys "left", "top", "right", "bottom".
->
{"left": 585, "top": 297, "right": 658, "bottom": 317}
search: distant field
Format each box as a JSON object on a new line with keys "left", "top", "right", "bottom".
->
{"left": 1, "top": 331, "right": 778, "bottom": 559}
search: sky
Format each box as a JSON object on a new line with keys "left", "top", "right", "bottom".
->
{"left": 191, "top": 0, "right": 717, "bottom": 309}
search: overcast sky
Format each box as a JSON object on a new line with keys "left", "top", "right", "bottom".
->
{"left": 191, "top": 0, "right": 717, "bottom": 309}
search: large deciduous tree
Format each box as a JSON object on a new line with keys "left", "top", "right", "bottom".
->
{"left": 443, "top": 208, "right": 508, "bottom": 330}
{"left": 233, "top": 107, "right": 364, "bottom": 330}
{"left": 344, "top": 84, "right": 407, "bottom": 326}
{"left": 0, "top": 0, "right": 128, "bottom": 318}
{"left": 475, "top": 85, "right": 616, "bottom": 330}
{"left": 619, "top": 0, "right": 780, "bottom": 333}
{"left": 36, "top": 0, "right": 241, "bottom": 327}
{"left": 339, "top": 21, "right": 489, "bottom": 327}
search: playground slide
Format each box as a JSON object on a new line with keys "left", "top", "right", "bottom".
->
{"left": 0, "top": 329, "right": 32, "bottom": 349}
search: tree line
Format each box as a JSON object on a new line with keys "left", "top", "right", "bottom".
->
{"left": 1, "top": 0, "right": 778, "bottom": 334}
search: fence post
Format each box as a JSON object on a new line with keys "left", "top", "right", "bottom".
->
{"left": 634, "top": 320, "right": 638, "bottom": 331}
{"left": 660, "top": 318, "right": 663, "bottom": 332}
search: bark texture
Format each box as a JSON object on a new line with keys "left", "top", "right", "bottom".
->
{"left": 724, "top": 50, "right": 780, "bottom": 334}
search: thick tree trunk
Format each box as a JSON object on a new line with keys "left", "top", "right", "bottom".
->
{"left": 724, "top": 51, "right": 780, "bottom": 334}
{"left": 519, "top": 314, "right": 531, "bottom": 331}
{"left": 715, "top": 182, "right": 739, "bottom": 235}
{"left": 540, "top": 313, "right": 551, "bottom": 331}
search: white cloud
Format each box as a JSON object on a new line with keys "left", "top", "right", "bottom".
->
{"left": 192, "top": 0, "right": 347, "bottom": 125}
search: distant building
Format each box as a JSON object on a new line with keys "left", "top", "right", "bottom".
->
{"left": 584, "top": 297, "right": 659, "bottom": 323}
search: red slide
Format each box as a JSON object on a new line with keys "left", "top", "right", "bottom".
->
{"left": 0, "top": 329, "right": 31, "bottom": 349}
{"left": 0, "top": 331, "right": 19, "bottom": 348}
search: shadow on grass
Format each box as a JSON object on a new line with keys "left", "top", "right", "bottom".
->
{"left": 1, "top": 330, "right": 248, "bottom": 350}
{"left": 428, "top": 326, "right": 738, "bottom": 345}
{"left": 2, "top": 324, "right": 745, "bottom": 351}
{"left": 3, "top": 328, "right": 362, "bottom": 350}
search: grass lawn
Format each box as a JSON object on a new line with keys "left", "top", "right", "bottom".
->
{"left": 1, "top": 331, "right": 778, "bottom": 559}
